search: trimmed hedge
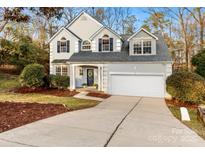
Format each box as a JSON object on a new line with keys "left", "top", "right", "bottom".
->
{"left": 19, "top": 64, "right": 46, "bottom": 88}
{"left": 166, "top": 71, "right": 205, "bottom": 104}
{"left": 49, "top": 75, "right": 70, "bottom": 89}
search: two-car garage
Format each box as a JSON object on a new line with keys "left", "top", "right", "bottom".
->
{"left": 109, "top": 73, "right": 165, "bottom": 98}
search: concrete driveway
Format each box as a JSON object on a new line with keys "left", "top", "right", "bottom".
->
{"left": 0, "top": 96, "right": 205, "bottom": 147}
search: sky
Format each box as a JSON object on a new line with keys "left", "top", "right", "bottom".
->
{"left": 129, "top": 8, "right": 150, "bottom": 28}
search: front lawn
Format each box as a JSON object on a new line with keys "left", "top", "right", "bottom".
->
{"left": 166, "top": 100, "right": 205, "bottom": 140}
{"left": 0, "top": 72, "right": 99, "bottom": 133}
{"left": 0, "top": 73, "right": 20, "bottom": 90}
{"left": 0, "top": 92, "right": 99, "bottom": 110}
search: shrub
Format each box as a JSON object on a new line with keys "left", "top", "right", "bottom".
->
{"left": 49, "top": 75, "right": 69, "bottom": 89}
{"left": 82, "top": 83, "right": 87, "bottom": 87}
{"left": 166, "top": 71, "right": 205, "bottom": 104}
{"left": 93, "top": 83, "right": 98, "bottom": 89}
{"left": 19, "top": 64, "right": 46, "bottom": 88}
{"left": 192, "top": 49, "right": 205, "bottom": 78}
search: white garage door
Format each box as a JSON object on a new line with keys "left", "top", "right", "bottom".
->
{"left": 110, "top": 74, "right": 165, "bottom": 98}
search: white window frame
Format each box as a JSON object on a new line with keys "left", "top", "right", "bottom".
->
{"left": 143, "top": 40, "right": 152, "bottom": 54}
{"left": 102, "top": 34, "right": 110, "bottom": 52}
{"left": 55, "top": 66, "right": 61, "bottom": 75}
{"left": 132, "top": 39, "right": 152, "bottom": 55}
{"left": 59, "top": 37, "right": 68, "bottom": 53}
{"left": 55, "top": 65, "right": 68, "bottom": 76}
{"left": 81, "top": 40, "right": 91, "bottom": 51}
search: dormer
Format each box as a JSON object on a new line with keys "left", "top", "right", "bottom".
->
{"left": 90, "top": 27, "right": 122, "bottom": 52}
{"left": 127, "top": 28, "right": 158, "bottom": 56}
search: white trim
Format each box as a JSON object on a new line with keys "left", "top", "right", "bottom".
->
{"left": 109, "top": 72, "right": 164, "bottom": 76}
{"left": 131, "top": 39, "right": 153, "bottom": 56}
{"left": 48, "top": 27, "right": 80, "bottom": 43}
{"left": 81, "top": 40, "right": 91, "bottom": 51}
{"left": 66, "top": 12, "right": 103, "bottom": 29}
{"left": 54, "top": 64, "right": 69, "bottom": 76}
{"left": 67, "top": 61, "right": 173, "bottom": 64}
{"left": 75, "top": 41, "right": 79, "bottom": 53}
{"left": 59, "top": 39, "right": 68, "bottom": 53}
{"left": 90, "top": 26, "right": 122, "bottom": 40}
{"left": 127, "top": 28, "right": 158, "bottom": 41}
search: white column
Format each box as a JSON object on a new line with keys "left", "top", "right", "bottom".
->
{"left": 101, "top": 66, "right": 103, "bottom": 91}
{"left": 98, "top": 66, "right": 101, "bottom": 91}
{"left": 70, "top": 64, "right": 76, "bottom": 90}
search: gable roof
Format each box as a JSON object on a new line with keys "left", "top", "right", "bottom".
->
{"left": 90, "top": 26, "right": 122, "bottom": 40}
{"left": 48, "top": 27, "right": 81, "bottom": 43}
{"left": 127, "top": 28, "right": 158, "bottom": 41}
{"left": 51, "top": 32, "right": 171, "bottom": 63}
{"left": 66, "top": 11, "right": 104, "bottom": 29}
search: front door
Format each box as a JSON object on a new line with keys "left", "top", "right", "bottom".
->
{"left": 87, "top": 69, "right": 94, "bottom": 86}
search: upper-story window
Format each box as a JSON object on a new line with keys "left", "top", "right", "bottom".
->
{"left": 133, "top": 41, "right": 142, "bottom": 54}
{"left": 82, "top": 40, "right": 91, "bottom": 51}
{"left": 57, "top": 37, "right": 70, "bottom": 53}
{"left": 99, "top": 34, "right": 113, "bottom": 52}
{"left": 133, "top": 40, "right": 152, "bottom": 55}
{"left": 102, "top": 35, "right": 110, "bottom": 51}
{"left": 143, "top": 40, "right": 151, "bottom": 54}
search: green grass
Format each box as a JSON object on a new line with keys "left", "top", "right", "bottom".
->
{"left": 0, "top": 73, "right": 20, "bottom": 90}
{"left": 0, "top": 92, "right": 99, "bottom": 110}
{"left": 167, "top": 104, "right": 205, "bottom": 140}
{"left": 0, "top": 73, "right": 99, "bottom": 110}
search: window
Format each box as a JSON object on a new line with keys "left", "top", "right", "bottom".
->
{"left": 143, "top": 41, "right": 152, "bottom": 54}
{"left": 60, "top": 41, "right": 67, "bottom": 52}
{"left": 102, "top": 35, "right": 110, "bottom": 51}
{"left": 56, "top": 66, "right": 61, "bottom": 75}
{"left": 55, "top": 65, "right": 68, "bottom": 76}
{"left": 82, "top": 40, "right": 91, "bottom": 50}
{"left": 57, "top": 37, "right": 70, "bottom": 53}
{"left": 62, "top": 66, "right": 68, "bottom": 76}
{"left": 79, "top": 68, "right": 83, "bottom": 76}
{"left": 133, "top": 40, "right": 152, "bottom": 55}
{"left": 133, "top": 41, "right": 142, "bottom": 54}
{"left": 99, "top": 34, "right": 114, "bottom": 52}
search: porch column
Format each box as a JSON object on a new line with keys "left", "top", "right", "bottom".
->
{"left": 98, "top": 65, "right": 102, "bottom": 91}
{"left": 70, "top": 64, "right": 76, "bottom": 90}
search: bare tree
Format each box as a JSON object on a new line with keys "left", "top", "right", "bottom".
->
{"left": 185, "top": 7, "right": 205, "bottom": 50}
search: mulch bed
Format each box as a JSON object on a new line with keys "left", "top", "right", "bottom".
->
{"left": 87, "top": 92, "right": 111, "bottom": 99}
{"left": 165, "top": 99, "right": 199, "bottom": 109}
{"left": 12, "top": 87, "right": 78, "bottom": 97}
{"left": 0, "top": 101, "right": 69, "bottom": 133}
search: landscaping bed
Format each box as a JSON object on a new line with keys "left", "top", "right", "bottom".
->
{"left": 12, "top": 87, "right": 78, "bottom": 97}
{"left": 165, "top": 99, "right": 198, "bottom": 109}
{"left": 0, "top": 101, "right": 69, "bottom": 133}
{"left": 87, "top": 92, "right": 111, "bottom": 99}
{"left": 165, "top": 99, "right": 205, "bottom": 140}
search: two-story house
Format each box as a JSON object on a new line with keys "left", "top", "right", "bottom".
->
{"left": 48, "top": 12, "right": 172, "bottom": 98}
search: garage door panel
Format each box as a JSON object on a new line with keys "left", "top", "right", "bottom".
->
{"left": 110, "top": 74, "right": 164, "bottom": 97}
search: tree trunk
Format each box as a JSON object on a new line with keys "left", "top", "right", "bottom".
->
{"left": 0, "top": 20, "right": 8, "bottom": 33}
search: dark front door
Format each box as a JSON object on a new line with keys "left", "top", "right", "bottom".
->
{"left": 87, "top": 69, "right": 94, "bottom": 86}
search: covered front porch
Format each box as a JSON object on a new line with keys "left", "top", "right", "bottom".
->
{"left": 69, "top": 64, "right": 104, "bottom": 91}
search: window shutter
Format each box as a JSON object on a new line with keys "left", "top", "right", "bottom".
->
{"left": 57, "top": 41, "right": 60, "bottom": 53}
{"left": 67, "top": 40, "right": 70, "bottom": 53}
{"left": 110, "top": 38, "right": 113, "bottom": 51}
{"left": 99, "top": 38, "right": 102, "bottom": 52}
